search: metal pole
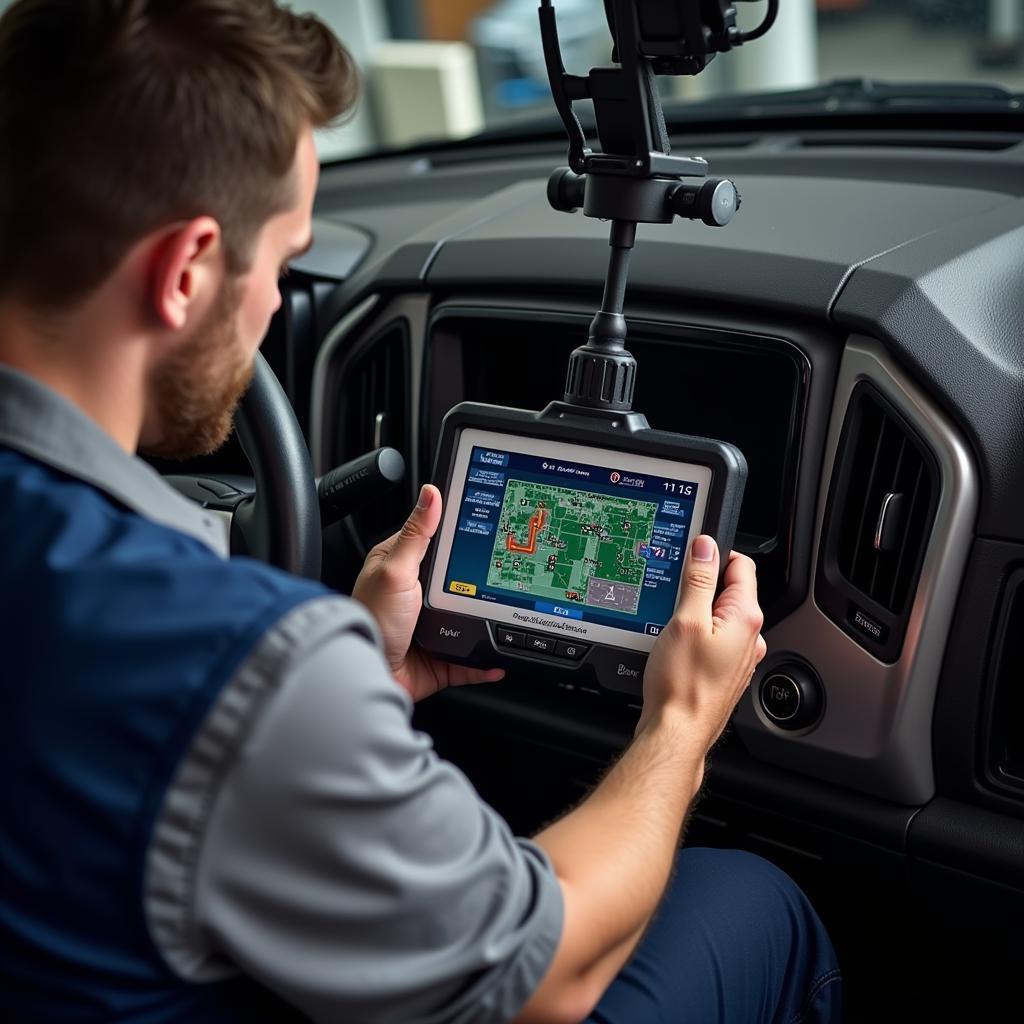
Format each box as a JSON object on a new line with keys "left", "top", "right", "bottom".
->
{"left": 600, "top": 221, "right": 637, "bottom": 323}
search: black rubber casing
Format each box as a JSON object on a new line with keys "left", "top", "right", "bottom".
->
{"left": 415, "top": 401, "right": 747, "bottom": 698}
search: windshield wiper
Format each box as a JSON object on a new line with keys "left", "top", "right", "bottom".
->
{"left": 674, "top": 77, "right": 1023, "bottom": 118}
{"left": 353, "top": 77, "right": 1023, "bottom": 166}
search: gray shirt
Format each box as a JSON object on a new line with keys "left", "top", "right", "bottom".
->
{"left": 0, "top": 365, "right": 564, "bottom": 1024}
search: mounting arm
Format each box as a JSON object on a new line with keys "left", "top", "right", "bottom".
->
{"left": 540, "top": 0, "right": 775, "bottom": 412}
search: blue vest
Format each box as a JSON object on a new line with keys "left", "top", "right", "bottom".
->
{"left": 0, "top": 450, "right": 323, "bottom": 1022}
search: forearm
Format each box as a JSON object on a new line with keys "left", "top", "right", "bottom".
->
{"left": 518, "top": 704, "right": 705, "bottom": 1022}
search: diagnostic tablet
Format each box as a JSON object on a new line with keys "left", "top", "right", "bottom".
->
{"left": 415, "top": 402, "right": 746, "bottom": 697}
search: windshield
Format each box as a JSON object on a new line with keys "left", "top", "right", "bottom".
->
{"left": 2, "top": 1, "right": 1020, "bottom": 159}
{"left": 300, "top": 0, "right": 1024, "bottom": 161}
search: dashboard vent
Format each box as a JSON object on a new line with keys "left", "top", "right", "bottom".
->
{"left": 334, "top": 320, "right": 411, "bottom": 543}
{"left": 817, "top": 384, "right": 939, "bottom": 662}
{"left": 985, "top": 570, "right": 1024, "bottom": 796}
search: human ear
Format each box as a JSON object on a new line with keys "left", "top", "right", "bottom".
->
{"left": 149, "top": 217, "right": 223, "bottom": 331}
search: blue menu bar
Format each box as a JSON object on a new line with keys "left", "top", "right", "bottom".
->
{"left": 535, "top": 601, "right": 584, "bottom": 620}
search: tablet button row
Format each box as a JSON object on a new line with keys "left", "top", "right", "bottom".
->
{"left": 495, "top": 628, "right": 589, "bottom": 662}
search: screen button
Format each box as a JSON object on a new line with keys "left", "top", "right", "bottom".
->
{"left": 526, "top": 634, "right": 556, "bottom": 655}
{"left": 555, "top": 640, "right": 589, "bottom": 661}
{"left": 644, "top": 623, "right": 663, "bottom": 637}
{"left": 535, "top": 601, "right": 584, "bottom": 620}
{"left": 449, "top": 580, "right": 477, "bottom": 596}
{"left": 496, "top": 627, "right": 525, "bottom": 649}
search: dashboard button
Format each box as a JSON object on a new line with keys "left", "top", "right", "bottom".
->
{"left": 758, "top": 665, "right": 824, "bottom": 731}
{"left": 760, "top": 674, "right": 801, "bottom": 722}
{"left": 526, "top": 634, "right": 556, "bottom": 655}
{"left": 555, "top": 640, "right": 589, "bottom": 661}
{"left": 496, "top": 627, "right": 525, "bottom": 649}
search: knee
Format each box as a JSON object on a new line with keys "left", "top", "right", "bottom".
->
{"left": 676, "top": 847, "right": 804, "bottom": 900}
{"left": 659, "top": 850, "right": 841, "bottom": 1021}
{"left": 668, "top": 847, "right": 829, "bottom": 946}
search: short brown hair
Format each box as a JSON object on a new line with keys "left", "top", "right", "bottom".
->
{"left": 0, "top": 0, "right": 358, "bottom": 310}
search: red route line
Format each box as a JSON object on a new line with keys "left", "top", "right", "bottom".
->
{"left": 506, "top": 506, "right": 547, "bottom": 555}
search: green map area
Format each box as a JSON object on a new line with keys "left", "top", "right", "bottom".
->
{"left": 486, "top": 478, "right": 658, "bottom": 615}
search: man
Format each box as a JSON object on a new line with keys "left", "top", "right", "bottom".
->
{"left": 0, "top": 2, "right": 841, "bottom": 1022}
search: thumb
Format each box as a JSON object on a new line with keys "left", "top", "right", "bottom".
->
{"left": 674, "top": 535, "right": 719, "bottom": 629}
{"left": 385, "top": 484, "right": 442, "bottom": 578}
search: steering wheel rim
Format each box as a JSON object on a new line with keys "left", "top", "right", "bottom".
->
{"left": 231, "top": 352, "right": 322, "bottom": 579}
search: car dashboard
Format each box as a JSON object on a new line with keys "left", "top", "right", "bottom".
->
{"left": 250, "top": 124, "right": 1024, "bottom": 1013}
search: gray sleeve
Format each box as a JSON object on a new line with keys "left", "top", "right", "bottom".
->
{"left": 144, "top": 596, "right": 563, "bottom": 1024}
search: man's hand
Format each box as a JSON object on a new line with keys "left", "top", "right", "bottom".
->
{"left": 640, "top": 534, "right": 766, "bottom": 740}
{"left": 519, "top": 534, "right": 765, "bottom": 1024}
{"left": 352, "top": 484, "right": 505, "bottom": 702}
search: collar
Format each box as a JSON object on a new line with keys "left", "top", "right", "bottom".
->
{"left": 0, "top": 364, "right": 229, "bottom": 557}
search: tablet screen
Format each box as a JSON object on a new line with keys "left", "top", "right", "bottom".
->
{"left": 427, "top": 428, "right": 712, "bottom": 652}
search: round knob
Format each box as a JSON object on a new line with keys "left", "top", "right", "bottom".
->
{"left": 698, "top": 178, "right": 740, "bottom": 227}
{"left": 758, "top": 664, "right": 823, "bottom": 731}
{"left": 547, "top": 167, "right": 586, "bottom": 213}
{"left": 666, "top": 178, "right": 741, "bottom": 227}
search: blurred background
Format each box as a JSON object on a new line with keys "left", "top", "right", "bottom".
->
{"left": 294, "top": 0, "right": 1024, "bottom": 158}
{"left": 2, "top": 1, "right": 1023, "bottom": 158}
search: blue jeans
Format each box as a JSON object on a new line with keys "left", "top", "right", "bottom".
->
{"left": 586, "top": 848, "right": 842, "bottom": 1024}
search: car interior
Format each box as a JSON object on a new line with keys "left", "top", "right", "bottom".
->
{"left": 109, "top": 0, "right": 1024, "bottom": 1018}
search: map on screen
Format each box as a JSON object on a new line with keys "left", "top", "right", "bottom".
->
{"left": 486, "top": 478, "right": 658, "bottom": 616}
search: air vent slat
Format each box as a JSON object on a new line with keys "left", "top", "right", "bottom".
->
{"left": 382, "top": 343, "right": 393, "bottom": 446}
{"left": 368, "top": 357, "right": 379, "bottom": 446}
{"left": 888, "top": 460, "right": 924, "bottom": 610}
{"left": 891, "top": 436, "right": 907, "bottom": 494}
{"left": 849, "top": 406, "right": 884, "bottom": 584}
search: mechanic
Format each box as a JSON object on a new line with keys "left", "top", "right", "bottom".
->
{"left": 0, "top": 2, "right": 841, "bottom": 1022}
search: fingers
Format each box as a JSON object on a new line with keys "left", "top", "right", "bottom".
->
{"left": 712, "top": 551, "right": 762, "bottom": 637}
{"left": 447, "top": 664, "right": 506, "bottom": 687}
{"left": 384, "top": 484, "right": 442, "bottom": 579}
{"left": 674, "top": 535, "right": 720, "bottom": 630}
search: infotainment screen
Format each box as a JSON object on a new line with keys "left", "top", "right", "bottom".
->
{"left": 427, "top": 428, "right": 712, "bottom": 652}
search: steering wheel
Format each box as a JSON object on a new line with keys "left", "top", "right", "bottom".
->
{"left": 166, "top": 352, "right": 322, "bottom": 579}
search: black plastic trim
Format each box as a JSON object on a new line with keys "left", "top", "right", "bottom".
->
{"left": 909, "top": 797, "right": 1024, "bottom": 891}
{"left": 418, "top": 682, "right": 919, "bottom": 854}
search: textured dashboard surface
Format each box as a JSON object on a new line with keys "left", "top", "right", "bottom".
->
{"left": 423, "top": 176, "right": 1008, "bottom": 318}
{"left": 834, "top": 199, "right": 1024, "bottom": 539}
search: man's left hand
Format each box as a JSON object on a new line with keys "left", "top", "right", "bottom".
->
{"left": 352, "top": 484, "right": 505, "bottom": 702}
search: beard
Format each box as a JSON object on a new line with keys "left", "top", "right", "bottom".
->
{"left": 140, "top": 279, "right": 255, "bottom": 460}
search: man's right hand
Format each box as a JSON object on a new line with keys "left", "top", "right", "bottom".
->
{"left": 518, "top": 534, "right": 766, "bottom": 1024}
{"left": 639, "top": 534, "right": 767, "bottom": 743}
